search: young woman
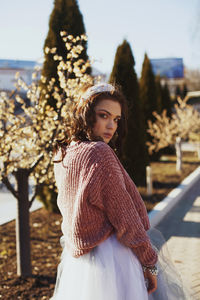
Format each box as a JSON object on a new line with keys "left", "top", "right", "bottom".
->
{"left": 51, "top": 83, "right": 189, "bottom": 300}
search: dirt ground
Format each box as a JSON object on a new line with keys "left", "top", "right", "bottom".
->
{"left": 0, "top": 208, "right": 62, "bottom": 299}
{"left": 0, "top": 153, "right": 199, "bottom": 299}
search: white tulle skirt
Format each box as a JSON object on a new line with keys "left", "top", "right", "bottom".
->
{"left": 50, "top": 233, "right": 148, "bottom": 300}
{"left": 50, "top": 230, "right": 193, "bottom": 300}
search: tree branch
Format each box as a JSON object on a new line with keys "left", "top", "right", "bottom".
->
{"left": 29, "top": 185, "right": 39, "bottom": 208}
{"left": 28, "top": 154, "right": 44, "bottom": 175}
{"left": 2, "top": 176, "right": 19, "bottom": 199}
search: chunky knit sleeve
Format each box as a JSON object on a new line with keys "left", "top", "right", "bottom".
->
{"left": 88, "top": 142, "right": 158, "bottom": 267}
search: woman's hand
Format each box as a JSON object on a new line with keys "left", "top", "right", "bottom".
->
{"left": 143, "top": 269, "right": 157, "bottom": 294}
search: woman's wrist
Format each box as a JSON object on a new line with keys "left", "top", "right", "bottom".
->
{"left": 142, "top": 265, "right": 158, "bottom": 276}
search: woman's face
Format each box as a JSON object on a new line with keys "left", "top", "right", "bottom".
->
{"left": 93, "top": 99, "right": 121, "bottom": 143}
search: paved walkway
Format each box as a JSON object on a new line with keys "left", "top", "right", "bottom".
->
{"left": 156, "top": 179, "right": 200, "bottom": 300}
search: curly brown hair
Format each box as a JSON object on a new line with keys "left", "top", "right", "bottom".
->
{"left": 54, "top": 84, "right": 128, "bottom": 161}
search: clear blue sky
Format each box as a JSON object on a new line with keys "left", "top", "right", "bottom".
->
{"left": 0, "top": 0, "right": 199, "bottom": 76}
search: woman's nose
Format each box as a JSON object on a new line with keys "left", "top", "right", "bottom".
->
{"left": 107, "top": 119, "right": 115, "bottom": 129}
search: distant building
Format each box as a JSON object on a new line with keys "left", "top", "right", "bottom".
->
{"left": 150, "top": 57, "right": 185, "bottom": 98}
{"left": 0, "top": 59, "right": 41, "bottom": 93}
{"left": 150, "top": 58, "right": 184, "bottom": 79}
{"left": 0, "top": 59, "right": 42, "bottom": 114}
{"left": 0, "top": 59, "right": 107, "bottom": 93}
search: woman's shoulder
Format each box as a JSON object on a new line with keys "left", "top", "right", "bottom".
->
{"left": 88, "top": 141, "right": 115, "bottom": 158}
{"left": 66, "top": 141, "right": 116, "bottom": 166}
{"left": 53, "top": 141, "right": 115, "bottom": 165}
{"left": 85, "top": 142, "right": 120, "bottom": 170}
{"left": 66, "top": 140, "right": 112, "bottom": 154}
{"left": 90, "top": 141, "right": 111, "bottom": 152}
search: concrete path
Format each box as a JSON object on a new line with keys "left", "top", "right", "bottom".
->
{"left": 156, "top": 179, "right": 200, "bottom": 300}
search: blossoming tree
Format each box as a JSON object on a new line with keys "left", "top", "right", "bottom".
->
{"left": 0, "top": 33, "right": 92, "bottom": 277}
{"left": 147, "top": 97, "right": 200, "bottom": 171}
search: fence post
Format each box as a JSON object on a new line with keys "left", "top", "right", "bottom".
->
{"left": 175, "top": 137, "right": 182, "bottom": 172}
{"left": 197, "top": 143, "right": 200, "bottom": 159}
{"left": 146, "top": 166, "right": 152, "bottom": 196}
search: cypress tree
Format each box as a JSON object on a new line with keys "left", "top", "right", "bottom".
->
{"left": 140, "top": 53, "right": 158, "bottom": 124}
{"left": 155, "top": 75, "right": 162, "bottom": 114}
{"left": 140, "top": 53, "right": 159, "bottom": 160}
{"left": 175, "top": 85, "right": 182, "bottom": 99}
{"left": 158, "top": 83, "right": 174, "bottom": 155}
{"left": 161, "top": 83, "right": 172, "bottom": 118}
{"left": 182, "top": 83, "right": 188, "bottom": 98}
{"left": 109, "top": 40, "right": 148, "bottom": 186}
{"left": 38, "top": 0, "right": 89, "bottom": 212}
{"left": 41, "top": 0, "right": 90, "bottom": 107}
{"left": 155, "top": 76, "right": 172, "bottom": 117}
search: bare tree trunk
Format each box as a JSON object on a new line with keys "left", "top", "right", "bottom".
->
{"left": 175, "top": 137, "right": 182, "bottom": 172}
{"left": 15, "top": 169, "right": 31, "bottom": 277}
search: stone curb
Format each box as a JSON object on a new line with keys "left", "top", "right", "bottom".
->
{"left": 148, "top": 166, "right": 200, "bottom": 228}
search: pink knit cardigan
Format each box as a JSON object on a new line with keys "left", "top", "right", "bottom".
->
{"left": 53, "top": 141, "right": 158, "bottom": 267}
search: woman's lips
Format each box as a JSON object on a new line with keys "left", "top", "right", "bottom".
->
{"left": 103, "top": 133, "right": 112, "bottom": 139}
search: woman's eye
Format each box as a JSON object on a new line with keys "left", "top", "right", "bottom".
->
{"left": 99, "top": 113, "right": 107, "bottom": 119}
{"left": 98, "top": 113, "right": 121, "bottom": 123}
{"left": 115, "top": 118, "right": 121, "bottom": 123}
